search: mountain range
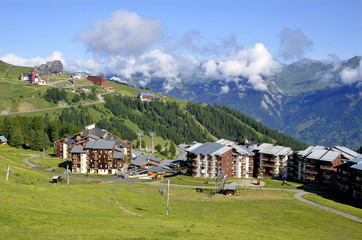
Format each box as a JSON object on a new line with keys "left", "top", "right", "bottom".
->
{"left": 124, "top": 56, "right": 362, "bottom": 149}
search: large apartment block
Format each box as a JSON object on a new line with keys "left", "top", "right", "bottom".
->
{"left": 253, "top": 143, "right": 294, "bottom": 179}
{"left": 288, "top": 146, "right": 343, "bottom": 186}
{"left": 54, "top": 124, "right": 131, "bottom": 174}
{"left": 335, "top": 155, "right": 362, "bottom": 200}
{"left": 186, "top": 140, "right": 254, "bottom": 179}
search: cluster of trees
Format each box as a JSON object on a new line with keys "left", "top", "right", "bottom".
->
{"left": 44, "top": 88, "right": 67, "bottom": 103}
{"left": 0, "top": 115, "right": 80, "bottom": 150}
{"left": 44, "top": 88, "right": 98, "bottom": 104}
{"left": 104, "top": 95, "right": 213, "bottom": 144}
{"left": 186, "top": 103, "right": 308, "bottom": 150}
{"left": 59, "top": 107, "right": 94, "bottom": 129}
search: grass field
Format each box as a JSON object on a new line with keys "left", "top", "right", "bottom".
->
{"left": 0, "top": 145, "right": 361, "bottom": 239}
{"left": 303, "top": 193, "right": 362, "bottom": 219}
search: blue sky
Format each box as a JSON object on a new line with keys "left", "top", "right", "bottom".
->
{"left": 0, "top": 0, "right": 361, "bottom": 91}
{"left": 1, "top": 0, "right": 361, "bottom": 61}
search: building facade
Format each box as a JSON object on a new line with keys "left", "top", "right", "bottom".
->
{"left": 87, "top": 76, "right": 105, "bottom": 87}
{"left": 335, "top": 155, "right": 362, "bottom": 201}
{"left": 54, "top": 124, "right": 131, "bottom": 174}
{"left": 186, "top": 141, "right": 254, "bottom": 179}
{"left": 253, "top": 143, "right": 294, "bottom": 179}
{"left": 288, "top": 146, "right": 344, "bottom": 186}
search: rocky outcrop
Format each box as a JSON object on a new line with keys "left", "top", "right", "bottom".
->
{"left": 34, "top": 60, "right": 64, "bottom": 75}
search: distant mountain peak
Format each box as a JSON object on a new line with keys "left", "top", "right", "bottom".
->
{"left": 290, "top": 58, "right": 321, "bottom": 66}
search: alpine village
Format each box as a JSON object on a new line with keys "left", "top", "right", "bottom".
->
{"left": 0, "top": 59, "right": 361, "bottom": 238}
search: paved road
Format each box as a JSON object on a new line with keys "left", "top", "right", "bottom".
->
{"left": 22, "top": 155, "right": 362, "bottom": 223}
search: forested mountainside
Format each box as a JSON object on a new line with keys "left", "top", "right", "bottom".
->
{"left": 143, "top": 56, "right": 362, "bottom": 149}
{"left": 0, "top": 94, "right": 308, "bottom": 151}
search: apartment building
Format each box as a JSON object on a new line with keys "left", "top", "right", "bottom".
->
{"left": 289, "top": 146, "right": 343, "bottom": 186}
{"left": 186, "top": 140, "right": 254, "bottom": 179}
{"left": 253, "top": 143, "right": 294, "bottom": 179}
{"left": 54, "top": 124, "right": 131, "bottom": 174}
{"left": 335, "top": 155, "right": 362, "bottom": 201}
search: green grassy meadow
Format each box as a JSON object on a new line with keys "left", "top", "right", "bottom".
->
{"left": 0, "top": 145, "right": 361, "bottom": 239}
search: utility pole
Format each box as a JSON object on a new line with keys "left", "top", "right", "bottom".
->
{"left": 6, "top": 166, "right": 13, "bottom": 182}
{"left": 149, "top": 132, "right": 156, "bottom": 153}
{"left": 166, "top": 179, "right": 170, "bottom": 216}
{"left": 136, "top": 132, "right": 144, "bottom": 150}
{"left": 66, "top": 165, "right": 70, "bottom": 184}
{"left": 43, "top": 148, "right": 45, "bottom": 158}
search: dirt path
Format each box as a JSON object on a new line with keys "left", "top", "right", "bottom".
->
{"left": 1, "top": 92, "right": 109, "bottom": 116}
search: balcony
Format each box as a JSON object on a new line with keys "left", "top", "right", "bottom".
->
{"left": 306, "top": 169, "right": 317, "bottom": 174}
{"left": 261, "top": 162, "right": 276, "bottom": 167}
{"left": 320, "top": 165, "right": 333, "bottom": 170}
{"left": 305, "top": 175, "right": 315, "bottom": 180}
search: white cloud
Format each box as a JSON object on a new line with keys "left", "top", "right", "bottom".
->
{"left": 220, "top": 85, "right": 230, "bottom": 94}
{"left": 279, "top": 28, "right": 313, "bottom": 61}
{"left": 0, "top": 51, "right": 65, "bottom": 67}
{"left": 203, "top": 43, "right": 281, "bottom": 91}
{"left": 0, "top": 43, "right": 280, "bottom": 92}
{"left": 340, "top": 60, "right": 362, "bottom": 86}
{"left": 77, "top": 9, "right": 163, "bottom": 56}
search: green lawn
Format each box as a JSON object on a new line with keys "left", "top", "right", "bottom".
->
{"left": 0, "top": 145, "right": 361, "bottom": 239}
{"left": 303, "top": 193, "right": 362, "bottom": 219}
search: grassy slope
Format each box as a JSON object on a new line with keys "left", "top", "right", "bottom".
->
{"left": 0, "top": 145, "right": 361, "bottom": 239}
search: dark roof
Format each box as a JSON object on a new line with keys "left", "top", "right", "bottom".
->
{"left": 147, "top": 166, "right": 165, "bottom": 174}
{"left": 92, "top": 139, "right": 116, "bottom": 150}
{"left": 70, "top": 145, "right": 87, "bottom": 154}
{"left": 224, "top": 184, "right": 237, "bottom": 191}
{"left": 113, "top": 151, "right": 123, "bottom": 159}
{"left": 85, "top": 140, "right": 96, "bottom": 149}
{"left": 0, "top": 135, "right": 8, "bottom": 142}
{"left": 81, "top": 128, "right": 108, "bottom": 138}
{"left": 189, "top": 142, "right": 226, "bottom": 155}
{"left": 135, "top": 154, "right": 163, "bottom": 163}
{"left": 64, "top": 135, "right": 76, "bottom": 144}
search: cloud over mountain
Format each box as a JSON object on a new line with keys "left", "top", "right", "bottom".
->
{"left": 0, "top": 51, "right": 65, "bottom": 67}
{"left": 279, "top": 28, "right": 313, "bottom": 61}
{"left": 77, "top": 9, "right": 163, "bottom": 56}
{"left": 340, "top": 59, "right": 362, "bottom": 87}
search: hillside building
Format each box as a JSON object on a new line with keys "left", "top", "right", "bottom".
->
{"left": 54, "top": 124, "right": 131, "bottom": 175}
{"left": 186, "top": 140, "right": 254, "bottom": 179}
{"left": 287, "top": 146, "right": 345, "bottom": 186}
{"left": 253, "top": 143, "right": 294, "bottom": 179}
{"left": 87, "top": 76, "right": 105, "bottom": 87}
{"left": 335, "top": 155, "right": 362, "bottom": 201}
{"left": 19, "top": 71, "right": 47, "bottom": 85}
{"left": 138, "top": 91, "right": 160, "bottom": 101}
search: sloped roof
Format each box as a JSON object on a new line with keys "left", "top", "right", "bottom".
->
{"left": 332, "top": 146, "right": 359, "bottom": 160}
{"left": 234, "top": 145, "right": 255, "bottom": 156}
{"left": 70, "top": 145, "right": 87, "bottom": 154}
{"left": 64, "top": 135, "right": 75, "bottom": 144}
{"left": 0, "top": 135, "right": 8, "bottom": 142}
{"left": 216, "top": 139, "right": 236, "bottom": 146}
{"left": 92, "top": 139, "right": 116, "bottom": 150}
{"left": 224, "top": 184, "right": 237, "bottom": 191}
{"left": 255, "top": 143, "right": 292, "bottom": 156}
{"left": 147, "top": 166, "right": 165, "bottom": 174}
{"left": 85, "top": 140, "right": 96, "bottom": 149}
{"left": 186, "top": 142, "right": 202, "bottom": 152}
{"left": 113, "top": 151, "right": 123, "bottom": 159}
{"left": 189, "top": 142, "right": 228, "bottom": 155}
{"left": 320, "top": 150, "right": 341, "bottom": 162}
{"left": 306, "top": 149, "right": 328, "bottom": 160}
{"left": 298, "top": 146, "right": 326, "bottom": 157}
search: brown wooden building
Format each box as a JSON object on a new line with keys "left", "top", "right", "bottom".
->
{"left": 87, "top": 76, "right": 105, "bottom": 87}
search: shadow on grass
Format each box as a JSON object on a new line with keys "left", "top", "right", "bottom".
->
{"left": 58, "top": 160, "right": 72, "bottom": 169}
